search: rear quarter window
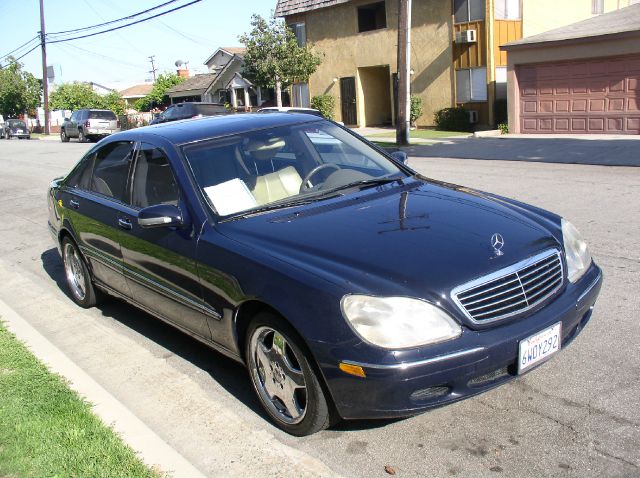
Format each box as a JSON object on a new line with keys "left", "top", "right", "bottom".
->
{"left": 89, "top": 111, "right": 117, "bottom": 120}
{"left": 194, "top": 105, "right": 228, "bottom": 115}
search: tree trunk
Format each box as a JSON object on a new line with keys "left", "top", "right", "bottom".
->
{"left": 275, "top": 77, "right": 283, "bottom": 108}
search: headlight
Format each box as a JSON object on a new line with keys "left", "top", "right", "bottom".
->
{"left": 562, "top": 219, "right": 592, "bottom": 283}
{"left": 341, "top": 295, "right": 462, "bottom": 349}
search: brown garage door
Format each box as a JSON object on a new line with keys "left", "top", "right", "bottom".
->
{"left": 517, "top": 55, "right": 640, "bottom": 134}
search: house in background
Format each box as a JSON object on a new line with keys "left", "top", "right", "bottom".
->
{"left": 501, "top": 3, "right": 640, "bottom": 134}
{"left": 119, "top": 83, "right": 154, "bottom": 108}
{"left": 275, "top": 0, "right": 639, "bottom": 128}
{"left": 166, "top": 47, "right": 275, "bottom": 109}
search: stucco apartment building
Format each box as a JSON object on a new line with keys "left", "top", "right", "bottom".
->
{"left": 275, "top": 0, "right": 639, "bottom": 128}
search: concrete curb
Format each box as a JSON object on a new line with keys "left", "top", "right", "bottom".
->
{"left": 0, "top": 297, "right": 207, "bottom": 478}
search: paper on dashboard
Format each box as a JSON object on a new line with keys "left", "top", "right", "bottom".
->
{"left": 204, "top": 178, "right": 257, "bottom": 215}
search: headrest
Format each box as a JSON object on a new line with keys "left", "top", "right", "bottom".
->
{"left": 244, "top": 137, "right": 285, "bottom": 160}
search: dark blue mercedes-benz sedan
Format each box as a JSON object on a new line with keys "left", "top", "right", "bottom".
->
{"left": 47, "top": 113, "right": 602, "bottom": 436}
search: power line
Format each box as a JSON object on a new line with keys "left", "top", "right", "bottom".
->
{"left": 0, "top": 35, "right": 40, "bottom": 62}
{"left": 47, "top": 0, "right": 182, "bottom": 37}
{"left": 2, "top": 43, "right": 41, "bottom": 65}
{"left": 46, "top": 0, "right": 202, "bottom": 44}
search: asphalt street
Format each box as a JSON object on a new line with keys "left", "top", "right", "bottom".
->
{"left": 0, "top": 138, "right": 638, "bottom": 477}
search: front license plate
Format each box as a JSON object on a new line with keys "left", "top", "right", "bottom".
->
{"left": 518, "top": 322, "right": 561, "bottom": 374}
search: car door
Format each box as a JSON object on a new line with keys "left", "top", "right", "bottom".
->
{"left": 67, "top": 111, "right": 79, "bottom": 137}
{"left": 61, "top": 140, "right": 136, "bottom": 296}
{"left": 118, "top": 141, "right": 212, "bottom": 339}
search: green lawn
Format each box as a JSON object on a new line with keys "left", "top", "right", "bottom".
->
{"left": 368, "top": 129, "right": 470, "bottom": 139}
{"left": 0, "top": 322, "right": 161, "bottom": 478}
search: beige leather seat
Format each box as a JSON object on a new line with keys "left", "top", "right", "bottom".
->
{"left": 251, "top": 166, "right": 303, "bottom": 205}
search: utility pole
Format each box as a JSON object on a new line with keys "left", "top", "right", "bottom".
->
{"left": 148, "top": 55, "right": 157, "bottom": 82}
{"left": 396, "top": 0, "right": 411, "bottom": 146}
{"left": 39, "top": 0, "right": 50, "bottom": 135}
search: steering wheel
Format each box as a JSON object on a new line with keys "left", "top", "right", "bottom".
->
{"left": 299, "top": 163, "right": 341, "bottom": 193}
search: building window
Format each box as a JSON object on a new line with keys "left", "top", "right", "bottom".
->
{"left": 495, "top": 0, "right": 520, "bottom": 19}
{"left": 456, "top": 67, "right": 487, "bottom": 103}
{"left": 216, "top": 89, "right": 230, "bottom": 104}
{"left": 290, "top": 23, "right": 306, "bottom": 46}
{"left": 592, "top": 0, "right": 604, "bottom": 13}
{"left": 358, "top": 2, "right": 387, "bottom": 33}
{"left": 454, "top": 0, "right": 485, "bottom": 23}
{"left": 291, "top": 83, "right": 310, "bottom": 108}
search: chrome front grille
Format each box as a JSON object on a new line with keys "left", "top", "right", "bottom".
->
{"left": 452, "top": 250, "right": 564, "bottom": 324}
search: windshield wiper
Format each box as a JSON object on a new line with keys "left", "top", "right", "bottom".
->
{"left": 324, "top": 176, "right": 403, "bottom": 195}
{"left": 221, "top": 194, "right": 341, "bottom": 221}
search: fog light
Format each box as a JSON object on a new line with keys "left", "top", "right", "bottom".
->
{"left": 339, "top": 362, "right": 366, "bottom": 378}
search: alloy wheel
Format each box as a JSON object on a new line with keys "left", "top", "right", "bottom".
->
{"left": 63, "top": 242, "right": 86, "bottom": 301}
{"left": 249, "top": 326, "right": 308, "bottom": 425}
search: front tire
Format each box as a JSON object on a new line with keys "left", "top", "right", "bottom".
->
{"left": 60, "top": 129, "right": 69, "bottom": 142}
{"left": 246, "top": 313, "right": 332, "bottom": 436}
{"left": 61, "top": 237, "right": 99, "bottom": 308}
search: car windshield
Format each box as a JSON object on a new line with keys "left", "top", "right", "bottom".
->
{"left": 89, "top": 111, "right": 116, "bottom": 120}
{"left": 182, "top": 121, "right": 406, "bottom": 217}
{"left": 8, "top": 120, "right": 26, "bottom": 128}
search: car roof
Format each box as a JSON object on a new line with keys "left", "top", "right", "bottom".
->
{"left": 112, "top": 112, "right": 323, "bottom": 145}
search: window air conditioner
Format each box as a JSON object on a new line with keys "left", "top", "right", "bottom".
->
{"left": 455, "top": 30, "right": 477, "bottom": 43}
{"left": 468, "top": 110, "right": 479, "bottom": 124}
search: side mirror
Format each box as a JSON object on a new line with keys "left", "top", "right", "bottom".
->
{"left": 138, "top": 204, "right": 182, "bottom": 228}
{"left": 390, "top": 151, "right": 408, "bottom": 164}
{"left": 64, "top": 117, "right": 70, "bottom": 122}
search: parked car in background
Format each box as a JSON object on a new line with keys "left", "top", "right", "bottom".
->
{"left": 1, "top": 119, "right": 31, "bottom": 140}
{"left": 60, "top": 109, "right": 119, "bottom": 143}
{"left": 149, "top": 102, "right": 229, "bottom": 125}
{"left": 257, "top": 107, "right": 344, "bottom": 125}
{"left": 0, "top": 114, "right": 4, "bottom": 129}
{"left": 47, "top": 113, "right": 602, "bottom": 436}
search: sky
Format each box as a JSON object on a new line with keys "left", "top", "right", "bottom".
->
{"left": 0, "top": 0, "right": 274, "bottom": 91}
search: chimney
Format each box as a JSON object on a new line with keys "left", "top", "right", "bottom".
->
{"left": 177, "top": 68, "right": 190, "bottom": 78}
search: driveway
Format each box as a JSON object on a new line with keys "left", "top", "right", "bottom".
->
{"left": 401, "top": 136, "right": 640, "bottom": 167}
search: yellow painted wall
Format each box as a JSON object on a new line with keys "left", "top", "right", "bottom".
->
{"left": 289, "top": 0, "right": 453, "bottom": 127}
{"left": 494, "top": 20, "right": 522, "bottom": 66}
{"left": 357, "top": 66, "right": 393, "bottom": 126}
{"left": 522, "top": 0, "right": 633, "bottom": 37}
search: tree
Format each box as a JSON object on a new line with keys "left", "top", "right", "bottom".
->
{"left": 134, "top": 73, "right": 185, "bottom": 111}
{"left": 49, "top": 82, "right": 126, "bottom": 114}
{"left": 240, "top": 15, "right": 322, "bottom": 107}
{"left": 0, "top": 57, "right": 41, "bottom": 118}
{"left": 49, "top": 82, "right": 105, "bottom": 111}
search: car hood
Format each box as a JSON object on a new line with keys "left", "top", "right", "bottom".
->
{"left": 218, "top": 178, "right": 562, "bottom": 306}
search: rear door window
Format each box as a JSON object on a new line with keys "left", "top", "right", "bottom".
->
{"left": 89, "top": 141, "right": 135, "bottom": 202}
{"left": 194, "top": 104, "right": 227, "bottom": 115}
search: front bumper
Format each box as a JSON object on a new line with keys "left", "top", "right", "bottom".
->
{"left": 315, "top": 264, "right": 603, "bottom": 420}
{"left": 9, "top": 132, "right": 30, "bottom": 138}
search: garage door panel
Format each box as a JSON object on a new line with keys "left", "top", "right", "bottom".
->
{"left": 517, "top": 54, "right": 640, "bottom": 134}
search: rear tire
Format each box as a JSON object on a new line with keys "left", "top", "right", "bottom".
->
{"left": 61, "top": 237, "right": 100, "bottom": 308}
{"left": 245, "top": 312, "right": 333, "bottom": 436}
{"left": 78, "top": 129, "right": 86, "bottom": 143}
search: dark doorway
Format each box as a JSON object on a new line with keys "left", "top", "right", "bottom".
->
{"left": 340, "top": 77, "right": 357, "bottom": 126}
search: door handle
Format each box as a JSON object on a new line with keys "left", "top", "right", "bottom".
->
{"left": 117, "top": 218, "right": 132, "bottom": 230}
{"left": 69, "top": 199, "right": 80, "bottom": 209}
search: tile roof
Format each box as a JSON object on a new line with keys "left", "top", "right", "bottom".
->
{"left": 503, "top": 3, "right": 640, "bottom": 49}
{"left": 166, "top": 73, "right": 218, "bottom": 94}
{"left": 119, "top": 83, "right": 154, "bottom": 98}
{"left": 275, "top": 0, "right": 350, "bottom": 17}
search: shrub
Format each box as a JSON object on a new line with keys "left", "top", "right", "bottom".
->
{"left": 310, "top": 94, "right": 335, "bottom": 120}
{"left": 410, "top": 96, "right": 423, "bottom": 127}
{"left": 498, "top": 122, "right": 509, "bottom": 135}
{"left": 434, "top": 107, "right": 471, "bottom": 131}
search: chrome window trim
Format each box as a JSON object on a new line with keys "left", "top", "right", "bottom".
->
{"left": 342, "top": 347, "right": 486, "bottom": 371}
{"left": 451, "top": 249, "right": 564, "bottom": 325}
